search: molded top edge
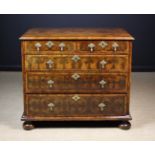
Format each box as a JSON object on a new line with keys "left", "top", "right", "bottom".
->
{"left": 20, "top": 28, "right": 134, "bottom": 40}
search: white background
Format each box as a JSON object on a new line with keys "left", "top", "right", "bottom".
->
{"left": 0, "top": 0, "right": 154, "bottom": 14}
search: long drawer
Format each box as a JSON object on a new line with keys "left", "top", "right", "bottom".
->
{"left": 25, "top": 94, "right": 128, "bottom": 117}
{"left": 25, "top": 72, "right": 128, "bottom": 93}
{"left": 25, "top": 55, "right": 129, "bottom": 72}
{"left": 23, "top": 40, "right": 129, "bottom": 55}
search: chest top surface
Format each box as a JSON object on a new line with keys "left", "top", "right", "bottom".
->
{"left": 20, "top": 28, "right": 134, "bottom": 40}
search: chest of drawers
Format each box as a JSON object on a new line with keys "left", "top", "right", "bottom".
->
{"left": 20, "top": 28, "right": 134, "bottom": 130}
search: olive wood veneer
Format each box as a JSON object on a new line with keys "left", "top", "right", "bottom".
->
{"left": 20, "top": 28, "right": 134, "bottom": 130}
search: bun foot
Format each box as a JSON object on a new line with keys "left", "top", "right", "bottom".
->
{"left": 23, "top": 121, "right": 34, "bottom": 130}
{"left": 118, "top": 121, "right": 131, "bottom": 130}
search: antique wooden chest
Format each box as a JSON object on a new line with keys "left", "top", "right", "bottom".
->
{"left": 20, "top": 28, "right": 134, "bottom": 130}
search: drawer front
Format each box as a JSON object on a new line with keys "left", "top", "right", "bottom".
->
{"left": 26, "top": 94, "right": 128, "bottom": 116}
{"left": 78, "top": 41, "right": 129, "bottom": 54}
{"left": 23, "top": 41, "right": 129, "bottom": 55}
{"left": 25, "top": 55, "right": 128, "bottom": 72}
{"left": 24, "top": 41, "right": 75, "bottom": 54}
{"left": 26, "top": 73, "right": 128, "bottom": 93}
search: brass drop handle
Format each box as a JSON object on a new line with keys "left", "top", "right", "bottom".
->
{"left": 35, "top": 42, "right": 42, "bottom": 51}
{"left": 59, "top": 42, "right": 65, "bottom": 51}
{"left": 100, "top": 60, "right": 107, "bottom": 69}
{"left": 48, "top": 103, "right": 55, "bottom": 111}
{"left": 88, "top": 43, "right": 95, "bottom": 52}
{"left": 112, "top": 42, "right": 119, "bottom": 52}
{"left": 71, "top": 73, "right": 80, "bottom": 80}
{"left": 72, "top": 55, "right": 80, "bottom": 62}
{"left": 99, "top": 79, "right": 107, "bottom": 88}
{"left": 47, "top": 80, "right": 54, "bottom": 88}
{"left": 46, "top": 41, "right": 54, "bottom": 49}
{"left": 98, "top": 103, "right": 106, "bottom": 111}
{"left": 46, "top": 59, "right": 54, "bottom": 69}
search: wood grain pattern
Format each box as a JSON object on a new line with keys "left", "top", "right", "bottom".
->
{"left": 23, "top": 40, "right": 129, "bottom": 54}
{"left": 25, "top": 55, "right": 129, "bottom": 72}
{"left": 21, "top": 115, "right": 132, "bottom": 121}
{"left": 79, "top": 41, "right": 129, "bottom": 53}
{"left": 24, "top": 41, "right": 75, "bottom": 53}
{"left": 26, "top": 72, "right": 128, "bottom": 93}
{"left": 26, "top": 94, "right": 128, "bottom": 117}
{"left": 20, "top": 28, "right": 134, "bottom": 40}
{"left": 20, "top": 28, "right": 133, "bottom": 129}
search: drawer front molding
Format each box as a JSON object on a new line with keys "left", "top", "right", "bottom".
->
{"left": 26, "top": 73, "right": 128, "bottom": 93}
{"left": 79, "top": 41, "right": 129, "bottom": 53}
{"left": 23, "top": 40, "right": 129, "bottom": 55}
{"left": 25, "top": 55, "right": 128, "bottom": 72}
{"left": 24, "top": 41, "right": 75, "bottom": 53}
{"left": 26, "top": 94, "right": 128, "bottom": 116}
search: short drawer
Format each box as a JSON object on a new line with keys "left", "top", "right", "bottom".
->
{"left": 23, "top": 41, "right": 75, "bottom": 54}
{"left": 23, "top": 40, "right": 129, "bottom": 55}
{"left": 25, "top": 55, "right": 129, "bottom": 72}
{"left": 25, "top": 94, "right": 128, "bottom": 117}
{"left": 78, "top": 41, "right": 129, "bottom": 54}
{"left": 25, "top": 72, "right": 128, "bottom": 93}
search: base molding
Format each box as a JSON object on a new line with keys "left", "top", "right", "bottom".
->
{"left": 21, "top": 114, "right": 132, "bottom": 130}
{"left": 21, "top": 114, "right": 132, "bottom": 121}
